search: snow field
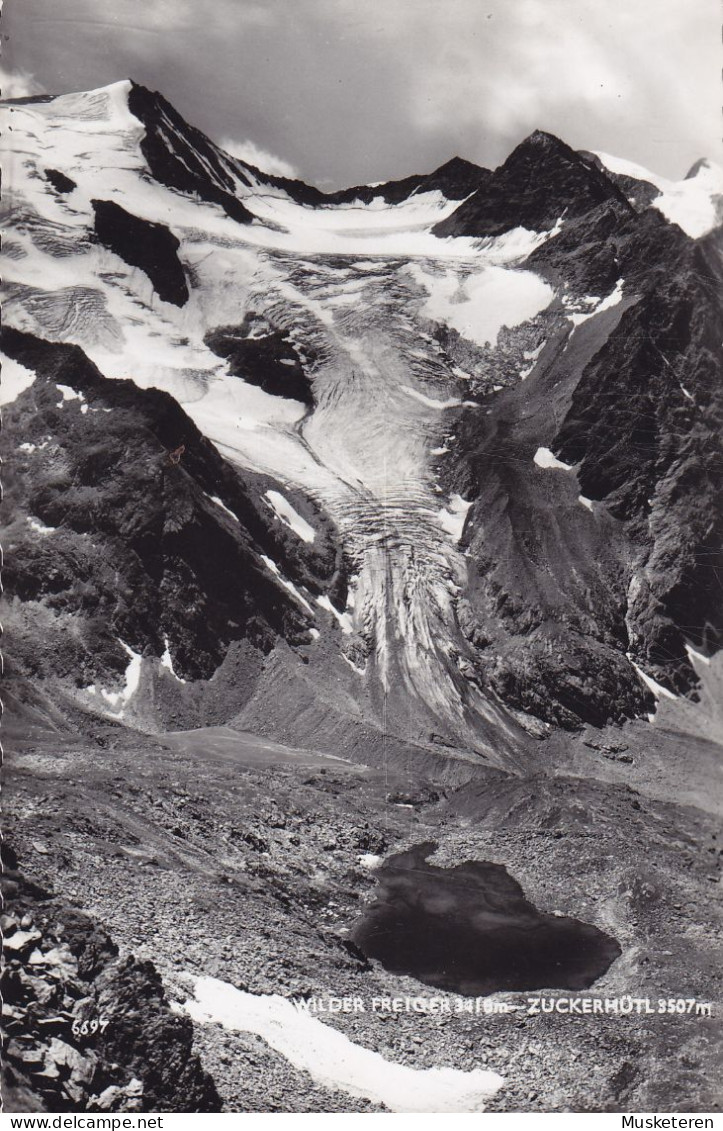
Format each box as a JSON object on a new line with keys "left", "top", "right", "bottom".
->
{"left": 184, "top": 975, "right": 505, "bottom": 1113}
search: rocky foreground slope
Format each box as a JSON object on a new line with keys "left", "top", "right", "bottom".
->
{"left": 1, "top": 845, "right": 218, "bottom": 1113}
{"left": 3, "top": 714, "right": 721, "bottom": 1112}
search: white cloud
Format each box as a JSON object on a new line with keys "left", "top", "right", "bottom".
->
{"left": 217, "top": 135, "right": 298, "bottom": 179}
{"left": 408, "top": 7, "right": 633, "bottom": 137}
{"left": 304, "top": 0, "right": 721, "bottom": 178}
{"left": 0, "top": 63, "right": 46, "bottom": 99}
{"left": 3, "top": 0, "right": 719, "bottom": 184}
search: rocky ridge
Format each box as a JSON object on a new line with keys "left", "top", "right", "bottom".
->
{"left": 1, "top": 846, "right": 219, "bottom": 1113}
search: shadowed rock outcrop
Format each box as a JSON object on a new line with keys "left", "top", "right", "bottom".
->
{"left": 1, "top": 850, "right": 220, "bottom": 1113}
{"left": 92, "top": 199, "right": 189, "bottom": 306}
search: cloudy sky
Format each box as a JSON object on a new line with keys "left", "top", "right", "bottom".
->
{"left": 3, "top": 0, "right": 721, "bottom": 187}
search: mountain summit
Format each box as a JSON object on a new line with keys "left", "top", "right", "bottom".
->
{"left": 434, "top": 129, "right": 633, "bottom": 238}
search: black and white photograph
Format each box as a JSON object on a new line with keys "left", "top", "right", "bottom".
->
{"left": 1, "top": 0, "right": 721, "bottom": 1117}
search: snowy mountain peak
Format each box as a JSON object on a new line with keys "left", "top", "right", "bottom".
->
{"left": 594, "top": 150, "right": 723, "bottom": 238}
{"left": 684, "top": 156, "right": 723, "bottom": 182}
{"left": 433, "top": 127, "right": 632, "bottom": 240}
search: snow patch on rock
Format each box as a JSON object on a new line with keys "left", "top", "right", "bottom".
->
{"left": 56, "top": 384, "right": 84, "bottom": 405}
{"left": 567, "top": 280, "right": 625, "bottom": 328}
{"left": 358, "top": 853, "right": 382, "bottom": 869}
{"left": 260, "top": 556, "right": 315, "bottom": 615}
{"left": 342, "top": 652, "right": 366, "bottom": 676}
{"left": 595, "top": 152, "right": 723, "bottom": 239}
{"left": 408, "top": 262, "right": 553, "bottom": 348}
{"left": 316, "top": 595, "right": 353, "bottom": 634}
{"left": 628, "top": 656, "right": 678, "bottom": 702}
{"left": 207, "top": 495, "right": 239, "bottom": 523}
{"left": 438, "top": 495, "right": 473, "bottom": 543}
{"left": 520, "top": 341, "right": 545, "bottom": 379}
{"left": 534, "top": 447, "right": 573, "bottom": 471}
{"left": 265, "top": 490, "right": 316, "bottom": 543}
{"left": 27, "top": 517, "right": 56, "bottom": 535}
{"left": 85, "top": 641, "right": 142, "bottom": 717}
{"left": 184, "top": 975, "right": 504, "bottom": 1113}
{"left": 1, "top": 354, "right": 37, "bottom": 405}
{"left": 401, "top": 385, "right": 462, "bottom": 410}
{"left": 161, "top": 636, "right": 185, "bottom": 683}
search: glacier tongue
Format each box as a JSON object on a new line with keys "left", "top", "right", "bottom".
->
{"left": 3, "top": 80, "right": 562, "bottom": 754}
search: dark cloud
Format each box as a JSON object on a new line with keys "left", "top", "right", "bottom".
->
{"left": 4, "top": 0, "right": 720, "bottom": 186}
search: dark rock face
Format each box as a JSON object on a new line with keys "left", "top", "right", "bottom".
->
{"left": 91, "top": 199, "right": 189, "bottom": 306}
{"left": 413, "top": 156, "right": 490, "bottom": 199}
{"left": 439, "top": 191, "right": 723, "bottom": 724}
{"left": 1, "top": 328, "right": 341, "bottom": 700}
{"left": 207, "top": 146, "right": 487, "bottom": 210}
{"left": 126, "top": 82, "right": 486, "bottom": 214}
{"left": 45, "top": 169, "right": 77, "bottom": 194}
{"left": 419, "top": 156, "right": 490, "bottom": 200}
{"left": 205, "top": 317, "right": 314, "bottom": 405}
{"left": 127, "top": 83, "right": 256, "bottom": 224}
{"left": 322, "top": 156, "right": 489, "bottom": 207}
{"left": 552, "top": 244, "right": 723, "bottom": 679}
{"left": 434, "top": 131, "right": 633, "bottom": 238}
{"left": 1, "top": 856, "right": 220, "bottom": 1113}
{"left": 445, "top": 402, "right": 651, "bottom": 728}
{"left": 525, "top": 200, "right": 630, "bottom": 296}
{"left": 580, "top": 151, "right": 661, "bottom": 212}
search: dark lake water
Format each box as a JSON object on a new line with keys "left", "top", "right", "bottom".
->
{"left": 350, "top": 842, "right": 621, "bottom": 995}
